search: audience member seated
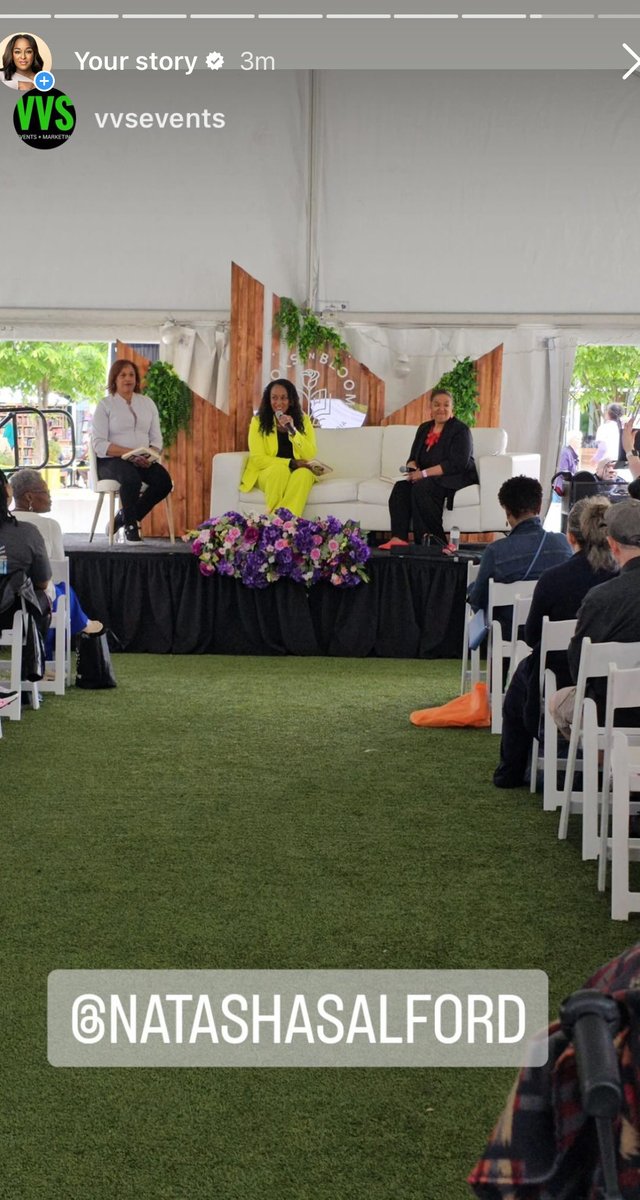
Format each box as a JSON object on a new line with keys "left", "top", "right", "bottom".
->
{"left": 0, "top": 468, "right": 51, "bottom": 695}
{"left": 240, "top": 378, "right": 319, "bottom": 517}
{"left": 381, "top": 389, "right": 478, "bottom": 549}
{"left": 468, "top": 476, "right": 573, "bottom": 620}
{"left": 549, "top": 499, "right": 640, "bottom": 738}
{"left": 553, "top": 430, "right": 581, "bottom": 494}
{"left": 492, "top": 496, "right": 616, "bottom": 788}
{"left": 468, "top": 940, "right": 640, "bottom": 1199}
{"left": 10, "top": 468, "right": 102, "bottom": 645}
{"left": 91, "top": 358, "right": 172, "bottom": 543}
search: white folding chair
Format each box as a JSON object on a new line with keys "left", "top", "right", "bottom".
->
{"left": 37, "top": 557, "right": 72, "bottom": 693}
{"left": 0, "top": 607, "right": 40, "bottom": 720}
{"left": 460, "top": 561, "right": 484, "bottom": 694}
{"left": 88, "top": 443, "right": 120, "bottom": 546}
{"left": 505, "top": 593, "right": 534, "bottom": 687}
{"left": 529, "top": 616, "right": 577, "bottom": 811}
{"left": 487, "top": 579, "right": 537, "bottom": 735}
{"left": 597, "top": 664, "right": 640, "bottom": 895}
{"left": 609, "top": 732, "right": 640, "bottom": 920}
{"left": 557, "top": 639, "right": 640, "bottom": 860}
{"left": 37, "top": 592, "right": 67, "bottom": 697}
{"left": 88, "top": 443, "right": 176, "bottom": 546}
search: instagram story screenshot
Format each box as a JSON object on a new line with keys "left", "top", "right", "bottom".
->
{"left": 2, "top": 1, "right": 640, "bottom": 1197}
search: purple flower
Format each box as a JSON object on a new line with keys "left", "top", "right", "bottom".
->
{"left": 194, "top": 510, "right": 370, "bottom": 590}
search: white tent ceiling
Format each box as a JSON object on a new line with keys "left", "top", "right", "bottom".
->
{"left": 2, "top": 68, "right": 640, "bottom": 479}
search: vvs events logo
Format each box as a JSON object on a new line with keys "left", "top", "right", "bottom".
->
{"left": 14, "top": 88, "right": 76, "bottom": 149}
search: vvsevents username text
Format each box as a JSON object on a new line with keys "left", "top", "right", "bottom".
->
{"left": 94, "top": 110, "right": 225, "bottom": 130}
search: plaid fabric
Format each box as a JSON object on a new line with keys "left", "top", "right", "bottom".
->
{"left": 468, "top": 943, "right": 640, "bottom": 1199}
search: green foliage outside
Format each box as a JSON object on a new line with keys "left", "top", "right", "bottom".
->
{"left": 436, "top": 357, "right": 479, "bottom": 427}
{"left": 570, "top": 345, "right": 640, "bottom": 425}
{"left": 142, "top": 359, "right": 192, "bottom": 449}
{"left": 0, "top": 341, "right": 108, "bottom": 407}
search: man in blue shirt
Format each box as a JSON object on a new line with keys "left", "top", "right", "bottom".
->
{"left": 468, "top": 476, "right": 572, "bottom": 614}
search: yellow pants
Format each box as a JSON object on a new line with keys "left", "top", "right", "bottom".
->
{"left": 257, "top": 460, "right": 315, "bottom": 517}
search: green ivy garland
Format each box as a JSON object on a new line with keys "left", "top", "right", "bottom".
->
{"left": 142, "top": 360, "right": 192, "bottom": 449}
{"left": 274, "top": 298, "right": 350, "bottom": 368}
{"left": 435, "top": 357, "right": 480, "bottom": 428}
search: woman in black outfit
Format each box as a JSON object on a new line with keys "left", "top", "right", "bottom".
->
{"left": 381, "top": 389, "right": 478, "bottom": 548}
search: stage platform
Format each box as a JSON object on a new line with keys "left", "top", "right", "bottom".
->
{"left": 65, "top": 535, "right": 473, "bottom": 658}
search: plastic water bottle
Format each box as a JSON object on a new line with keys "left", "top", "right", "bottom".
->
{"left": 449, "top": 525, "right": 460, "bottom": 552}
{"left": 0, "top": 544, "right": 7, "bottom": 575}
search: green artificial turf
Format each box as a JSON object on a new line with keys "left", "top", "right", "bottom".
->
{"left": 1, "top": 654, "right": 636, "bottom": 1199}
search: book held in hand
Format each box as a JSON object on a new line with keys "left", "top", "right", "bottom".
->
{"left": 308, "top": 459, "right": 333, "bottom": 477}
{"left": 121, "top": 446, "right": 161, "bottom": 463}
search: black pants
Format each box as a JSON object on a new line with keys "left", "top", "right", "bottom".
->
{"left": 97, "top": 458, "right": 172, "bottom": 526}
{"left": 494, "top": 657, "right": 535, "bottom": 786}
{"left": 388, "top": 478, "right": 451, "bottom": 544}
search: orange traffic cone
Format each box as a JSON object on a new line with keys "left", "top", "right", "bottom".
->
{"left": 410, "top": 682, "right": 491, "bottom": 728}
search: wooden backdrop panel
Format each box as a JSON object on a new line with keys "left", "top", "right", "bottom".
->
{"left": 115, "top": 340, "right": 234, "bottom": 536}
{"left": 230, "top": 263, "right": 264, "bottom": 449}
{"left": 382, "top": 344, "right": 503, "bottom": 430}
{"left": 270, "top": 296, "right": 385, "bottom": 426}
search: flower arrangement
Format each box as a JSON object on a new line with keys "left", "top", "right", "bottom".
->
{"left": 187, "top": 509, "right": 371, "bottom": 589}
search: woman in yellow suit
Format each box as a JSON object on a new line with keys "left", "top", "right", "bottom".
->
{"left": 240, "top": 378, "right": 318, "bottom": 516}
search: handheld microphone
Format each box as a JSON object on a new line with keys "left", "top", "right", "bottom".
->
{"left": 276, "top": 411, "right": 288, "bottom": 426}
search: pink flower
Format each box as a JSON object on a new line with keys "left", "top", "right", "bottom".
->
{"left": 275, "top": 538, "right": 288, "bottom": 550}
{"left": 330, "top": 573, "right": 341, "bottom": 585}
{"left": 226, "top": 527, "right": 241, "bottom": 543}
{"left": 310, "top": 548, "right": 321, "bottom": 561}
{"left": 312, "top": 534, "right": 323, "bottom": 545}
{"left": 328, "top": 539, "right": 339, "bottom": 552}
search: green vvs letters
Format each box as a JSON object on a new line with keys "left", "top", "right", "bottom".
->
{"left": 16, "top": 94, "right": 74, "bottom": 132}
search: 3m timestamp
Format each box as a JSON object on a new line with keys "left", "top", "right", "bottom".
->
{"left": 241, "top": 51, "right": 276, "bottom": 71}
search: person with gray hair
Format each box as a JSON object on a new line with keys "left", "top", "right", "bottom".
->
{"left": 11, "top": 469, "right": 102, "bottom": 641}
{"left": 493, "top": 495, "right": 617, "bottom": 789}
{"left": 550, "top": 498, "right": 640, "bottom": 738}
{"left": 593, "top": 401, "right": 625, "bottom": 467}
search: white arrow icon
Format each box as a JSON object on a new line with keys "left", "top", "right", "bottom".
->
{"left": 623, "top": 43, "right": 640, "bottom": 80}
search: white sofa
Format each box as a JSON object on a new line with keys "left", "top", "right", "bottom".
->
{"left": 210, "top": 426, "right": 541, "bottom": 534}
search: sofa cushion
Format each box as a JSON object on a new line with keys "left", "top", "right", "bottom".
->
{"left": 308, "top": 476, "right": 360, "bottom": 503}
{"left": 239, "top": 478, "right": 361, "bottom": 508}
{"left": 315, "top": 427, "right": 383, "bottom": 478}
{"left": 357, "top": 477, "right": 393, "bottom": 506}
{"left": 450, "top": 483, "right": 480, "bottom": 509}
{"left": 473, "top": 428, "right": 507, "bottom": 456}
{"left": 380, "top": 425, "right": 418, "bottom": 480}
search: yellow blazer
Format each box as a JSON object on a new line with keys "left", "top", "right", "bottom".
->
{"left": 240, "top": 413, "right": 317, "bottom": 492}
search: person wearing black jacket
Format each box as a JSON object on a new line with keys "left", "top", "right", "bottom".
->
{"left": 493, "top": 496, "right": 616, "bottom": 789}
{"left": 550, "top": 498, "right": 640, "bottom": 738}
{"left": 382, "top": 389, "right": 478, "bottom": 548}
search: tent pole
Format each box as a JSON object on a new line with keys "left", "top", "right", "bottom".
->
{"left": 306, "top": 70, "right": 319, "bottom": 311}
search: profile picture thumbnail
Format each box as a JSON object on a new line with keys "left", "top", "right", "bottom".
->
{"left": 1, "top": 32, "right": 52, "bottom": 93}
